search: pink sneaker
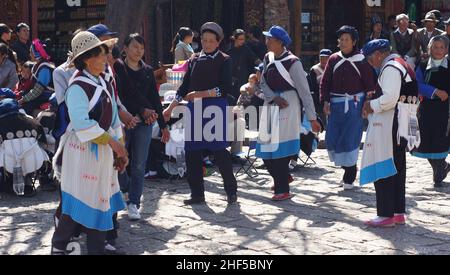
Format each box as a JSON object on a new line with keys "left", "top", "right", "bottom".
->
{"left": 364, "top": 217, "right": 396, "bottom": 228}
{"left": 394, "top": 214, "right": 406, "bottom": 225}
{"left": 272, "top": 193, "right": 293, "bottom": 201}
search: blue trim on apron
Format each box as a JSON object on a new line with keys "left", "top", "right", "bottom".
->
{"left": 256, "top": 139, "right": 300, "bottom": 160}
{"left": 412, "top": 151, "right": 449, "bottom": 160}
{"left": 61, "top": 191, "right": 126, "bottom": 231}
{"left": 360, "top": 158, "right": 397, "bottom": 186}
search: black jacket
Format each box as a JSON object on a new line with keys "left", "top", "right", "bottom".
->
{"left": 114, "top": 59, "right": 166, "bottom": 129}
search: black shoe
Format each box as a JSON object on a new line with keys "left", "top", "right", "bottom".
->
{"left": 434, "top": 182, "right": 445, "bottom": 188}
{"left": 23, "top": 185, "right": 37, "bottom": 197}
{"left": 51, "top": 246, "right": 66, "bottom": 255}
{"left": 184, "top": 197, "right": 206, "bottom": 205}
{"left": 227, "top": 195, "right": 238, "bottom": 205}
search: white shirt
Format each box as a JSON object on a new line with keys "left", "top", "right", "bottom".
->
{"left": 370, "top": 56, "right": 403, "bottom": 114}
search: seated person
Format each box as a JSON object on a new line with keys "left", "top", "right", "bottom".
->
{"left": 229, "top": 73, "right": 265, "bottom": 164}
{"left": 18, "top": 39, "right": 55, "bottom": 116}
{"left": 0, "top": 98, "right": 54, "bottom": 196}
{"left": 14, "top": 61, "right": 35, "bottom": 100}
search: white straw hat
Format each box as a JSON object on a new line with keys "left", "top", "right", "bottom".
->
{"left": 69, "top": 31, "right": 118, "bottom": 64}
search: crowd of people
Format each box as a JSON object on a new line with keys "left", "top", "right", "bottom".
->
{"left": 0, "top": 9, "right": 449, "bottom": 254}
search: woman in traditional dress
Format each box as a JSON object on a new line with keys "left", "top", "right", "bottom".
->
{"left": 320, "top": 26, "right": 376, "bottom": 191}
{"left": 163, "top": 22, "right": 238, "bottom": 205}
{"left": 51, "top": 31, "right": 127, "bottom": 255}
{"left": 413, "top": 35, "right": 450, "bottom": 188}
{"left": 256, "top": 25, "right": 321, "bottom": 201}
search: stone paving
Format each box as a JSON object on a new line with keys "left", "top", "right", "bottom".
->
{"left": 1, "top": 149, "right": 450, "bottom": 255}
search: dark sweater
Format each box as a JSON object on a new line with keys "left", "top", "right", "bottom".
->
{"left": 10, "top": 40, "right": 31, "bottom": 64}
{"left": 176, "top": 49, "right": 232, "bottom": 101}
{"left": 114, "top": 59, "right": 166, "bottom": 129}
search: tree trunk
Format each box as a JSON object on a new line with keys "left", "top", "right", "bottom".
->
{"left": 105, "top": 0, "right": 154, "bottom": 47}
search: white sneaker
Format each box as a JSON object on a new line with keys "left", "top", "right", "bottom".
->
{"left": 343, "top": 183, "right": 354, "bottom": 190}
{"left": 128, "top": 204, "right": 141, "bottom": 221}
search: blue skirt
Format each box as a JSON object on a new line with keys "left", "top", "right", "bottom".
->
{"left": 185, "top": 98, "right": 229, "bottom": 152}
{"left": 326, "top": 94, "right": 365, "bottom": 167}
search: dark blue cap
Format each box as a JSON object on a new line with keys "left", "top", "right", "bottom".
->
{"left": 320, "top": 49, "right": 333, "bottom": 57}
{"left": 336, "top": 25, "right": 359, "bottom": 41}
{"left": 362, "top": 39, "right": 391, "bottom": 57}
{"left": 263, "top": 25, "right": 292, "bottom": 47}
{"left": 255, "top": 63, "right": 264, "bottom": 72}
{"left": 87, "top": 24, "right": 117, "bottom": 38}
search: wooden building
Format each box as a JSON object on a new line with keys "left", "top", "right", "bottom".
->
{"left": 2, "top": 0, "right": 449, "bottom": 68}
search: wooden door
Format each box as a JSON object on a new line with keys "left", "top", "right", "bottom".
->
{"left": 324, "top": 0, "right": 365, "bottom": 51}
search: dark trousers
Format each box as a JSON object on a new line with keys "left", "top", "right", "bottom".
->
{"left": 264, "top": 157, "right": 291, "bottom": 194}
{"left": 374, "top": 144, "right": 406, "bottom": 218}
{"left": 52, "top": 214, "right": 106, "bottom": 255}
{"left": 428, "top": 159, "right": 448, "bottom": 183}
{"left": 106, "top": 214, "right": 118, "bottom": 244}
{"left": 342, "top": 165, "right": 357, "bottom": 185}
{"left": 186, "top": 149, "right": 237, "bottom": 199}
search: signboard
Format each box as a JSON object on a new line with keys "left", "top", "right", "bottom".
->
{"left": 366, "top": 0, "right": 382, "bottom": 7}
{"left": 301, "top": 12, "right": 311, "bottom": 24}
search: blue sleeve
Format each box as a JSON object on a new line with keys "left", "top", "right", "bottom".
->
{"left": 416, "top": 66, "right": 436, "bottom": 99}
{"left": 37, "top": 67, "right": 51, "bottom": 87}
{"left": 65, "top": 85, "right": 100, "bottom": 133}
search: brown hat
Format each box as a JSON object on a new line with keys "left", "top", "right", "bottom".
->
{"left": 422, "top": 12, "right": 438, "bottom": 23}
{"left": 201, "top": 22, "right": 224, "bottom": 41}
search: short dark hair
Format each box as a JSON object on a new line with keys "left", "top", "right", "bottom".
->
{"left": 248, "top": 26, "right": 262, "bottom": 39}
{"left": 15, "top": 23, "right": 29, "bottom": 33}
{"left": 74, "top": 44, "right": 109, "bottom": 71}
{"left": 124, "top": 33, "right": 145, "bottom": 47}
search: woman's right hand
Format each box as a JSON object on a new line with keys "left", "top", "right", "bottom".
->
{"left": 323, "top": 102, "right": 331, "bottom": 115}
{"left": 109, "top": 138, "right": 128, "bottom": 159}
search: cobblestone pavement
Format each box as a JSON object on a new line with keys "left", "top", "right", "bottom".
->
{"left": 1, "top": 149, "right": 450, "bottom": 255}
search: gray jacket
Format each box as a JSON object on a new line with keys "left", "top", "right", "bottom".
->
{"left": 0, "top": 59, "right": 18, "bottom": 90}
{"left": 415, "top": 27, "right": 445, "bottom": 54}
{"left": 174, "top": 42, "right": 194, "bottom": 64}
